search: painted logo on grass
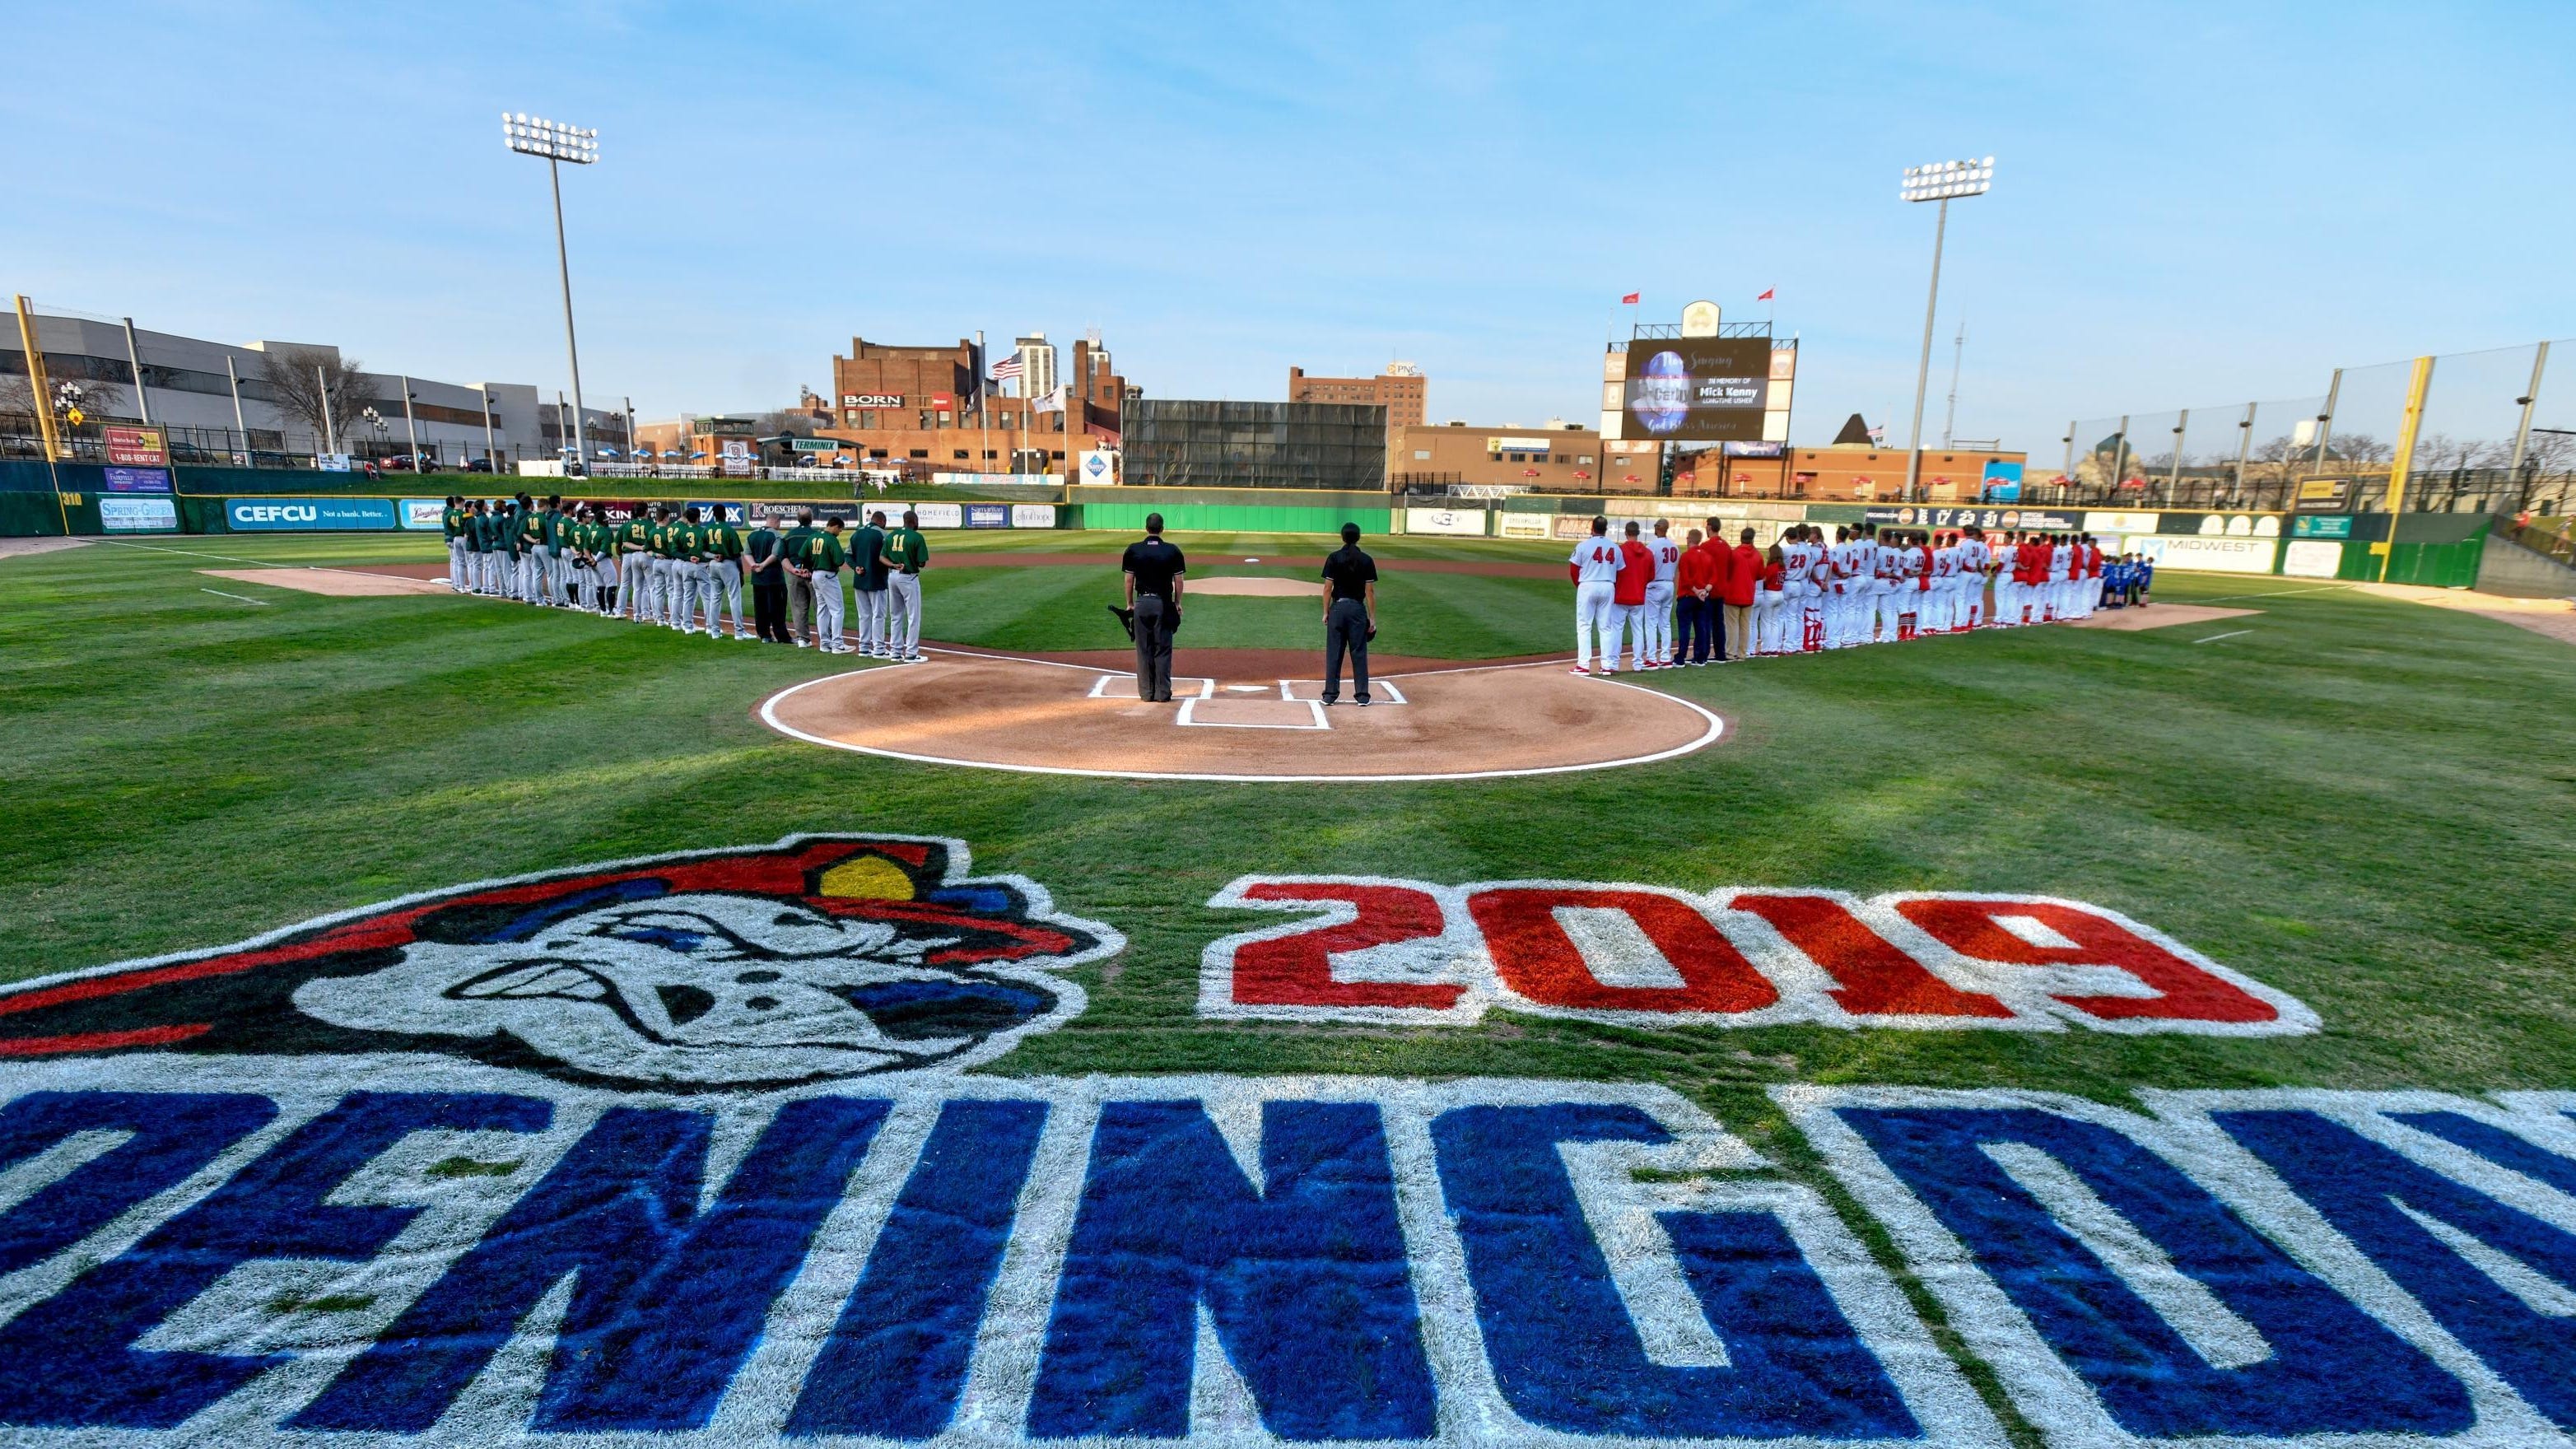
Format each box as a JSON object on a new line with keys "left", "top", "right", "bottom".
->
{"left": 1199, "top": 876, "right": 2315, "bottom": 1034}
{"left": 0, "top": 836, "right": 1118, "bottom": 1088}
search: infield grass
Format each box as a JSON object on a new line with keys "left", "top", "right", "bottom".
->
{"left": 5, "top": 529, "right": 2573, "bottom": 1124}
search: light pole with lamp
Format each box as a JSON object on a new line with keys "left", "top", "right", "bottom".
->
{"left": 1899, "top": 156, "right": 1992, "bottom": 503}
{"left": 501, "top": 113, "right": 599, "bottom": 473}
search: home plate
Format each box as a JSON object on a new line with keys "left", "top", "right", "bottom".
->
{"left": 1223, "top": 683, "right": 1268, "bottom": 692}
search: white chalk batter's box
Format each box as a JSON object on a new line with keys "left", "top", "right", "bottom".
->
{"left": 1088, "top": 674, "right": 1410, "bottom": 729}
{"left": 3, "top": 1065, "right": 2574, "bottom": 1445}
{"left": 1199, "top": 877, "right": 2317, "bottom": 1035}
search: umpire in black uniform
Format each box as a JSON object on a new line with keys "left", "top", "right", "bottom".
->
{"left": 1321, "top": 521, "right": 1378, "bottom": 706}
{"left": 1120, "top": 513, "right": 1186, "bottom": 702}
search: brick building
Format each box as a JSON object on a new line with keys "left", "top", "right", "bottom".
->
{"left": 809, "top": 334, "right": 1129, "bottom": 477}
{"left": 1672, "top": 444, "right": 2029, "bottom": 501}
{"left": 1390, "top": 420, "right": 1665, "bottom": 493}
{"left": 1287, "top": 363, "right": 1427, "bottom": 427}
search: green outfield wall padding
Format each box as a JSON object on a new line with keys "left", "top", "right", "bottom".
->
{"left": 177, "top": 496, "right": 232, "bottom": 533}
{"left": 0, "top": 460, "right": 69, "bottom": 493}
{"left": 2383, "top": 538, "right": 2486, "bottom": 589}
{"left": 0, "top": 492, "right": 67, "bottom": 535}
{"left": 1077, "top": 501, "right": 1390, "bottom": 536}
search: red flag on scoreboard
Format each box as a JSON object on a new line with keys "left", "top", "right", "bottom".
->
{"left": 1620, "top": 291, "right": 1639, "bottom": 304}
{"left": 1756, "top": 287, "right": 1775, "bottom": 301}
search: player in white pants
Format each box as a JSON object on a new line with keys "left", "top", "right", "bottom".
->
{"left": 812, "top": 523, "right": 848, "bottom": 653}
{"left": 1567, "top": 516, "right": 1621, "bottom": 675}
{"left": 1642, "top": 519, "right": 1683, "bottom": 668}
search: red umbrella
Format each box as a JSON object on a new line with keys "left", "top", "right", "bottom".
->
{"left": 1523, "top": 467, "right": 1540, "bottom": 478}
{"left": 1623, "top": 473, "right": 1641, "bottom": 484}
{"left": 1572, "top": 469, "right": 1591, "bottom": 480}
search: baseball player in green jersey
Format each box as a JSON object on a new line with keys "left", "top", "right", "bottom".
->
{"left": 466, "top": 501, "right": 496, "bottom": 595}
{"left": 850, "top": 510, "right": 890, "bottom": 658}
{"left": 796, "top": 517, "right": 850, "bottom": 653}
{"left": 615, "top": 507, "right": 654, "bottom": 622}
{"left": 566, "top": 506, "right": 603, "bottom": 613}
{"left": 781, "top": 508, "right": 818, "bottom": 647}
{"left": 441, "top": 496, "right": 468, "bottom": 591}
{"left": 882, "top": 507, "right": 929, "bottom": 662}
{"left": 702, "top": 510, "right": 751, "bottom": 640}
{"left": 675, "top": 506, "right": 715, "bottom": 636}
{"left": 582, "top": 507, "right": 619, "bottom": 616}
{"left": 646, "top": 506, "right": 681, "bottom": 629}
{"left": 511, "top": 494, "right": 544, "bottom": 604}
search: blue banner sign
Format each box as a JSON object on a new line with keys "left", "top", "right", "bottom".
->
{"left": 226, "top": 497, "right": 399, "bottom": 531}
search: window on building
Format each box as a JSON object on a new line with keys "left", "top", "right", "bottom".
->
{"left": 1414, "top": 450, "right": 1431, "bottom": 460}
{"left": 860, "top": 410, "right": 878, "bottom": 429}
{"left": 1049, "top": 450, "right": 1064, "bottom": 460}
{"left": 1508, "top": 453, "right": 1525, "bottom": 463}
{"left": 869, "top": 449, "right": 889, "bottom": 459}
{"left": 982, "top": 450, "right": 998, "bottom": 460}
{"left": 952, "top": 450, "right": 969, "bottom": 460}
{"left": 908, "top": 449, "right": 929, "bottom": 459}
{"left": 1578, "top": 455, "right": 1595, "bottom": 464}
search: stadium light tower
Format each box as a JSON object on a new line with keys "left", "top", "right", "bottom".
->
{"left": 1899, "top": 156, "right": 1992, "bottom": 502}
{"left": 503, "top": 113, "right": 599, "bottom": 471}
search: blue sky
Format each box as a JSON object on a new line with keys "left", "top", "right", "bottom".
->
{"left": 7, "top": 2, "right": 2572, "bottom": 451}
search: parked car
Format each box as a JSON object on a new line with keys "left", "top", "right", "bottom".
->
{"left": 464, "top": 458, "right": 494, "bottom": 474}
{"left": 378, "top": 455, "right": 416, "bottom": 472}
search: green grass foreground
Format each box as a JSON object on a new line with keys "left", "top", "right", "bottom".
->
{"left": 4, "top": 529, "right": 2573, "bottom": 1115}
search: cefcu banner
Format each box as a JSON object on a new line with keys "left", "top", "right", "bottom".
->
{"left": 226, "top": 497, "right": 398, "bottom": 532}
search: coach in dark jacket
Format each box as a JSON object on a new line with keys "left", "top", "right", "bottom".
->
{"left": 1120, "top": 513, "right": 1186, "bottom": 702}
{"left": 1321, "top": 522, "right": 1378, "bottom": 706}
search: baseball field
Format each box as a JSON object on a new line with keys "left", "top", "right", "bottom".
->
{"left": 5, "top": 528, "right": 2575, "bottom": 1446}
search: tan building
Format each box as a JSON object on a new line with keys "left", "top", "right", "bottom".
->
{"left": 1390, "top": 420, "right": 1664, "bottom": 492}
{"left": 1289, "top": 364, "right": 1427, "bottom": 427}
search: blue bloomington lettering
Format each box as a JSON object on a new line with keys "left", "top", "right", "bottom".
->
{"left": 0, "top": 1071, "right": 2571, "bottom": 1444}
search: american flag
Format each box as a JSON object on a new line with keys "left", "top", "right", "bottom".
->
{"left": 990, "top": 356, "right": 1023, "bottom": 382}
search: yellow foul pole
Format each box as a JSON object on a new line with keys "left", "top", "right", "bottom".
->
{"left": 2376, "top": 354, "right": 2435, "bottom": 582}
{"left": 14, "top": 295, "right": 63, "bottom": 462}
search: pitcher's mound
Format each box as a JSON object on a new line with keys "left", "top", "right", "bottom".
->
{"left": 1186, "top": 576, "right": 1313, "bottom": 598}
{"left": 760, "top": 651, "right": 1721, "bottom": 781}
{"left": 2068, "top": 603, "right": 2259, "bottom": 631}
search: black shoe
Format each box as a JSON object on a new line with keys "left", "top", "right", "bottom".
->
{"left": 1321, "top": 697, "right": 1338, "bottom": 706}
{"left": 1358, "top": 697, "right": 1371, "bottom": 706}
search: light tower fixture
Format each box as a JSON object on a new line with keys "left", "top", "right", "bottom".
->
{"left": 502, "top": 111, "right": 599, "bottom": 472}
{"left": 1898, "top": 155, "right": 1994, "bottom": 502}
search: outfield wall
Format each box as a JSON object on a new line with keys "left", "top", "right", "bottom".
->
{"left": 0, "top": 459, "right": 2504, "bottom": 585}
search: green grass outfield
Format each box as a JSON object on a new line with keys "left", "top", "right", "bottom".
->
{"left": 5, "top": 528, "right": 2572, "bottom": 1136}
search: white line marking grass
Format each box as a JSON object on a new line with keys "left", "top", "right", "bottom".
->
{"left": 198, "top": 588, "right": 272, "bottom": 606}
{"left": 2192, "top": 630, "right": 2253, "bottom": 644}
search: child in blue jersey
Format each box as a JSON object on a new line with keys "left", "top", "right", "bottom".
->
{"left": 2130, "top": 557, "right": 2153, "bottom": 606}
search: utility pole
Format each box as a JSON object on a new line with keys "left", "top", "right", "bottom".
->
{"left": 226, "top": 356, "right": 251, "bottom": 463}
{"left": 503, "top": 114, "right": 599, "bottom": 470}
{"left": 1898, "top": 157, "right": 1992, "bottom": 503}
{"left": 120, "top": 317, "right": 153, "bottom": 425}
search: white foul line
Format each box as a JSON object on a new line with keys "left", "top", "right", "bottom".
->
{"left": 198, "top": 588, "right": 272, "bottom": 606}
{"left": 2192, "top": 629, "right": 2253, "bottom": 644}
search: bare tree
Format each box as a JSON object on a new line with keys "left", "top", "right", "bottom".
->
{"left": 753, "top": 408, "right": 823, "bottom": 438}
{"left": 256, "top": 347, "right": 368, "bottom": 448}
{"left": 2331, "top": 432, "right": 2393, "bottom": 466}
{"left": 0, "top": 372, "right": 128, "bottom": 418}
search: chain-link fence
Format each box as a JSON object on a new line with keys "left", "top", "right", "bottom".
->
{"left": 2061, "top": 340, "right": 2572, "bottom": 519}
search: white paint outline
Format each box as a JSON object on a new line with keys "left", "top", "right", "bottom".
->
{"left": 1086, "top": 673, "right": 1214, "bottom": 701}
{"left": 1174, "top": 696, "right": 1328, "bottom": 730}
{"left": 1197, "top": 880, "right": 2315, "bottom": 1037}
{"left": 1279, "top": 678, "right": 1409, "bottom": 704}
{"left": 758, "top": 657, "right": 1725, "bottom": 784}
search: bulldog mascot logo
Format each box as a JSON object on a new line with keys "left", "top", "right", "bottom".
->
{"left": 0, "top": 836, "right": 1120, "bottom": 1089}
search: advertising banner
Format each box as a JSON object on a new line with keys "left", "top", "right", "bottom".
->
{"left": 2084, "top": 510, "right": 2160, "bottom": 533}
{"left": 226, "top": 497, "right": 398, "bottom": 532}
{"left": 2160, "top": 511, "right": 2282, "bottom": 538}
{"left": 580, "top": 499, "right": 650, "bottom": 525}
{"left": 102, "top": 425, "right": 169, "bottom": 468}
{"left": 1552, "top": 513, "right": 1599, "bottom": 539}
{"left": 316, "top": 454, "right": 352, "bottom": 473}
{"left": 2281, "top": 538, "right": 2345, "bottom": 578}
{"left": 1498, "top": 510, "right": 1554, "bottom": 539}
{"left": 2294, "top": 478, "right": 2354, "bottom": 512}
{"left": 2131, "top": 533, "right": 2280, "bottom": 574}
{"left": 1618, "top": 338, "right": 1769, "bottom": 441}
{"left": 688, "top": 501, "right": 750, "bottom": 525}
{"left": 964, "top": 503, "right": 1010, "bottom": 529}
{"left": 721, "top": 439, "right": 753, "bottom": 478}
{"left": 100, "top": 466, "right": 172, "bottom": 493}
{"left": 1077, "top": 450, "right": 1119, "bottom": 485}
{"left": 1404, "top": 507, "right": 1488, "bottom": 537}
{"left": 398, "top": 499, "right": 448, "bottom": 531}
{"left": 1867, "top": 505, "right": 2078, "bottom": 533}
{"left": 911, "top": 502, "right": 966, "bottom": 529}
{"left": 2291, "top": 515, "right": 2353, "bottom": 538}
{"left": 98, "top": 495, "right": 178, "bottom": 533}
{"left": 748, "top": 501, "right": 863, "bottom": 527}
{"left": 1980, "top": 459, "right": 2024, "bottom": 500}
{"left": 1721, "top": 439, "right": 1786, "bottom": 458}
{"left": 1010, "top": 504, "right": 1060, "bottom": 529}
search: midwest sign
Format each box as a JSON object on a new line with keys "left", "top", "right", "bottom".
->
{"left": 1, "top": 839, "right": 2566, "bottom": 1446}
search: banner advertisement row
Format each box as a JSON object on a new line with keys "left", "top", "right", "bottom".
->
{"left": 221, "top": 499, "right": 1061, "bottom": 534}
